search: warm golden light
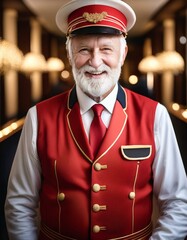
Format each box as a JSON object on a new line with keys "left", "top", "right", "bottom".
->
{"left": 61, "top": 70, "right": 70, "bottom": 79}
{"left": 0, "top": 39, "right": 23, "bottom": 72}
{"left": 128, "top": 75, "right": 138, "bottom": 85}
{"left": 11, "top": 122, "right": 18, "bottom": 130}
{"left": 138, "top": 55, "right": 161, "bottom": 73}
{"left": 0, "top": 118, "right": 25, "bottom": 142}
{"left": 169, "top": 103, "right": 187, "bottom": 123}
{"left": 0, "top": 131, "right": 3, "bottom": 138}
{"left": 156, "top": 51, "right": 184, "bottom": 73}
{"left": 2, "top": 127, "right": 11, "bottom": 136}
{"left": 47, "top": 57, "right": 64, "bottom": 72}
{"left": 182, "top": 110, "right": 187, "bottom": 119}
{"left": 21, "top": 52, "right": 47, "bottom": 73}
{"left": 172, "top": 103, "right": 180, "bottom": 111}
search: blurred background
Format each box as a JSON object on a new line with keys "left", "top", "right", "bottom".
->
{"left": 0, "top": 0, "right": 187, "bottom": 239}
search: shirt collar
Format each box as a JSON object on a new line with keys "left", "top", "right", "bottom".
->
{"left": 76, "top": 84, "right": 118, "bottom": 115}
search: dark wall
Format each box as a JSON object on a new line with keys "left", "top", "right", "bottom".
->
{"left": 170, "top": 114, "right": 187, "bottom": 172}
{"left": 0, "top": 131, "right": 21, "bottom": 240}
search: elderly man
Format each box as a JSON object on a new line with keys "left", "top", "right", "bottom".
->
{"left": 5, "top": 0, "right": 187, "bottom": 239}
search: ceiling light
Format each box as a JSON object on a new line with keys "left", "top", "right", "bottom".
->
{"left": 47, "top": 57, "right": 64, "bottom": 72}
{"left": 21, "top": 52, "right": 47, "bottom": 73}
{"left": 0, "top": 39, "right": 23, "bottom": 73}
{"left": 138, "top": 55, "right": 162, "bottom": 73}
{"left": 156, "top": 51, "right": 184, "bottom": 73}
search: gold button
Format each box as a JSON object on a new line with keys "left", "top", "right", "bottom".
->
{"left": 92, "top": 184, "right": 101, "bottom": 192}
{"left": 93, "top": 225, "right": 100, "bottom": 233}
{"left": 93, "top": 204, "right": 107, "bottom": 212}
{"left": 95, "top": 163, "right": 102, "bottom": 171}
{"left": 94, "top": 163, "right": 107, "bottom": 171}
{"left": 129, "top": 191, "right": 135, "bottom": 200}
{"left": 93, "top": 225, "right": 106, "bottom": 233}
{"left": 57, "top": 192, "right": 65, "bottom": 201}
{"left": 93, "top": 204, "right": 100, "bottom": 212}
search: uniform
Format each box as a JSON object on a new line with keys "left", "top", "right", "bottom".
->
{"left": 5, "top": 0, "right": 187, "bottom": 239}
{"left": 37, "top": 86, "right": 157, "bottom": 239}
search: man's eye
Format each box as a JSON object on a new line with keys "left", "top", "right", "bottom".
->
{"left": 102, "top": 48, "right": 113, "bottom": 53}
{"left": 79, "top": 48, "right": 90, "bottom": 54}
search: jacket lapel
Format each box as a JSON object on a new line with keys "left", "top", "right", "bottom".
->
{"left": 96, "top": 100, "right": 127, "bottom": 159}
{"left": 67, "top": 87, "right": 93, "bottom": 162}
{"left": 67, "top": 85, "right": 128, "bottom": 161}
{"left": 96, "top": 86, "right": 128, "bottom": 159}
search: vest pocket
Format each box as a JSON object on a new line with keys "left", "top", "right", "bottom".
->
{"left": 121, "top": 145, "right": 152, "bottom": 160}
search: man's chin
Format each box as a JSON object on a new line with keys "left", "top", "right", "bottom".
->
{"left": 85, "top": 90, "right": 103, "bottom": 98}
{"left": 86, "top": 84, "right": 115, "bottom": 100}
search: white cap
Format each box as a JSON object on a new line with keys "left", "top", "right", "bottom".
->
{"left": 56, "top": 0, "right": 136, "bottom": 36}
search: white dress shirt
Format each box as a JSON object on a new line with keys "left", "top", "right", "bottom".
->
{"left": 76, "top": 84, "right": 118, "bottom": 137}
{"left": 5, "top": 85, "right": 187, "bottom": 240}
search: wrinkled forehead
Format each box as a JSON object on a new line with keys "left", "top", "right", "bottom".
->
{"left": 71, "top": 34, "right": 122, "bottom": 46}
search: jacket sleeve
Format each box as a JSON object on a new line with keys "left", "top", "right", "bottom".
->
{"left": 150, "top": 103, "right": 187, "bottom": 239}
{"left": 5, "top": 106, "right": 41, "bottom": 240}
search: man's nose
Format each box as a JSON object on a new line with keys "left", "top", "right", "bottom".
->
{"left": 89, "top": 52, "right": 103, "bottom": 68}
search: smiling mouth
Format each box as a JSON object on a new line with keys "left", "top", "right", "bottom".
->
{"left": 85, "top": 71, "right": 107, "bottom": 78}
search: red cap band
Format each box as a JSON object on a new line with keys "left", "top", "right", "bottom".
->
{"left": 67, "top": 5, "right": 127, "bottom": 35}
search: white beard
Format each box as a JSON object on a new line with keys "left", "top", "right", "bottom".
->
{"left": 72, "top": 63, "right": 122, "bottom": 98}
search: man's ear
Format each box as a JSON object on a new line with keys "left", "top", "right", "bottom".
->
{"left": 121, "top": 45, "right": 128, "bottom": 66}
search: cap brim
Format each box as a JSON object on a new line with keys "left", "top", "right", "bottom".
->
{"left": 69, "top": 26, "right": 123, "bottom": 36}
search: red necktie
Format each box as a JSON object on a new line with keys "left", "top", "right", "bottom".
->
{"left": 89, "top": 104, "right": 107, "bottom": 157}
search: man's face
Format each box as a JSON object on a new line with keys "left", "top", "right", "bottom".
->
{"left": 68, "top": 34, "right": 127, "bottom": 100}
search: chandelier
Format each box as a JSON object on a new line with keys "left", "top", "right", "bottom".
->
{"left": 156, "top": 51, "right": 184, "bottom": 73}
{"left": 21, "top": 52, "right": 47, "bottom": 73}
{"left": 0, "top": 39, "right": 23, "bottom": 73}
{"left": 138, "top": 55, "right": 162, "bottom": 73}
{"left": 47, "top": 57, "right": 64, "bottom": 72}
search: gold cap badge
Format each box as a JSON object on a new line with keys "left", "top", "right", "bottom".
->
{"left": 83, "top": 12, "right": 107, "bottom": 23}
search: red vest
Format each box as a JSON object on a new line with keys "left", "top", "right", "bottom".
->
{"left": 37, "top": 86, "right": 157, "bottom": 240}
